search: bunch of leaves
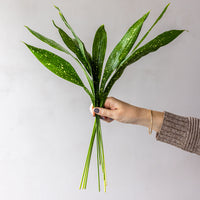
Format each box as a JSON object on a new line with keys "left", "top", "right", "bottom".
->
{"left": 23, "top": 3, "right": 185, "bottom": 192}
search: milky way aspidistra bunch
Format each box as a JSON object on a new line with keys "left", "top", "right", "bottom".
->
{"left": 24, "top": 4, "right": 185, "bottom": 192}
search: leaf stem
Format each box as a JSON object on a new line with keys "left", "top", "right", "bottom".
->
{"left": 79, "top": 117, "right": 96, "bottom": 189}
{"left": 96, "top": 116, "right": 107, "bottom": 192}
{"left": 96, "top": 119, "right": 101, "bottom": 191}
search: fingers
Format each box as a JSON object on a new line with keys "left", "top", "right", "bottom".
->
{"left": 100, "top": 116, "right": 114, "bottom": 123}
{"left": 104, "top": 96, "right": 118, "bottom": 109}
{"left": 90, "top": 103, "right": 114, "bottom": 122}
{"left": 93, "top": 107, "right": 115, "bottom": 119}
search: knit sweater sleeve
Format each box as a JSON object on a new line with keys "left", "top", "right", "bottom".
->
{"left": 156, "top": 111, "right": 200, "bottom": 155}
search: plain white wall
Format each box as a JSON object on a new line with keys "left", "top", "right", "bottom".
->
{"left": 0, "top": 0, "right": 200, "bottom": 199}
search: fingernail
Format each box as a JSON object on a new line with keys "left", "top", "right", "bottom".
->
{"left": 94, "top": 108, "right": 99, "bottom": 113}
{"left": 100, "top": 116, "right": 105, "bottom": 120}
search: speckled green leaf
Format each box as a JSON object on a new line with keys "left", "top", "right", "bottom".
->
{"left": 24, "top": 43, "right": 84, "bottom": 87}
{"left": 133, "top": 3, "right": 170, "bottom": 51}
{"left": 92, "top": 25, "right": 107, "bottom": 106}
{"left": 51, "top": 21, "right": 94, "bottom": 95}
{"left": 92, "top": 25, "right": 107, "bottom": 85}
{"left": 101, "top": 29, "right": 185, "bottom": 106}
{"left": 123, "top": 29, "right": 185, "bottom": 66}
{"left": 99, "top": 11, "right": 150, "bottom": 93}
{"left": 25, "top": 26, "right": 71, "bottom": 55}
{"left": 52, "top": 20, "right": 90, "bottom": 69}
{"left": 54, "top": 6, "right": 92, "bottom": 76}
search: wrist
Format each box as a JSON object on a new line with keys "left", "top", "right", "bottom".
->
{"left": 134, "top": 107, "right": 150, "bottom": 127}
{"left": 134, "top": 107, "right": 164, "bottom": 132}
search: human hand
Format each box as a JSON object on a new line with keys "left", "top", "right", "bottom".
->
{"left": 90, "top": 97, "right": 144, "bottom": 124}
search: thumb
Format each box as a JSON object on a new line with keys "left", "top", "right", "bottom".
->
{"left": 93, "top": 107, "right": 114, "bottom": 119}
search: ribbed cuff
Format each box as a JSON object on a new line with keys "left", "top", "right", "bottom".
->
{"left": 156, "top": 111, "right": 200, "bottom": 155}
{"left": 187, "top": 117, "right": 200, "bottom": 155}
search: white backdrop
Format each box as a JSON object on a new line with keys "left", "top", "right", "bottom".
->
{"left": 0, "top": 0, "right": 200, "bottom": 199}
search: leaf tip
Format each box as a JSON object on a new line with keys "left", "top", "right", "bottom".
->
{"left": 100, "top": 24, "right": 105, "bottom": 30}
{"left": 52, "top": 20, "right": 58, "bottom": 29}
{"left": 24, "top": 25, "right": 32, "bottom": 32}
{"left": 179, "top": 29, "right": 188, "bottom": 34}
{"left": 146, "top": 9, "right": 151, "bottom": 16}
{"left": 144, "top": 10, "right": 151, "bottom": 19}
{"left": 54, "top": 5, "right": 62, "bottom": 14}
{"left": 164, "top": 3, "right": 171, "bottom": 11}
{"left": 167, "top": 2, "right": 171, "bottom": 7}
{"left": 22, "top": 41, "right": 29, "bottom": 48}
{"left": 53, "top": 5, "right": 59, "bottom": 10}
{"left": 24, "top": 25, "right": 31, "bottom": 32}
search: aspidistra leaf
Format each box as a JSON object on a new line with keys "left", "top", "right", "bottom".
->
{"left": 92, "top": 25, "right": 107, "bottom": 104}
{"left": 24, "top": 43, "right": 84, "bottom": 87}
{"left": 100, "top": 11, "right": 150, "bottom": 93}
{"left": 51, "top": 21, "right": 94, "bottom": 95}
{"left": 52, "top": 20, "right": 89, "bottom": 68}
{"left": 25, "top": 26, "right": 71, "bottom": 55}
{"left": 54, "top": 6, "right": 92, "bottom": 76}
{"left": 123, "top": 29, "right": 185, "bottom": 66}
{"left": 102, "top": 29, "right": 185, "bottom": 106}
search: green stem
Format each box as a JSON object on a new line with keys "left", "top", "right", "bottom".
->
{"left": 79, "top": 118, "right": 96, "bottom": 189}
{"left": 79, "top": 96, "right": 107, "bottom": 192}
{"left": 96, "top": 120, "right": 101, "bottom": 191}
{"left": 96, "top": 115, "right": 107, "bottom": 192}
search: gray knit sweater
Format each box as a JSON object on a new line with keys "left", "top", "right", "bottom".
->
{"left": 156, "top": 111, "right": 200, "bottom": 155}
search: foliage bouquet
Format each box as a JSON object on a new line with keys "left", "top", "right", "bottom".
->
{"left": 24, "top": 4, "right": 185, "bottom": 192}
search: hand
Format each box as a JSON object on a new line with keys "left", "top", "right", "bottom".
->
{"left": 90, "top": 97, "right": 165, "bottom": 132}
{"left": 90, "top": 97, "right": 143, "bottom": 124}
